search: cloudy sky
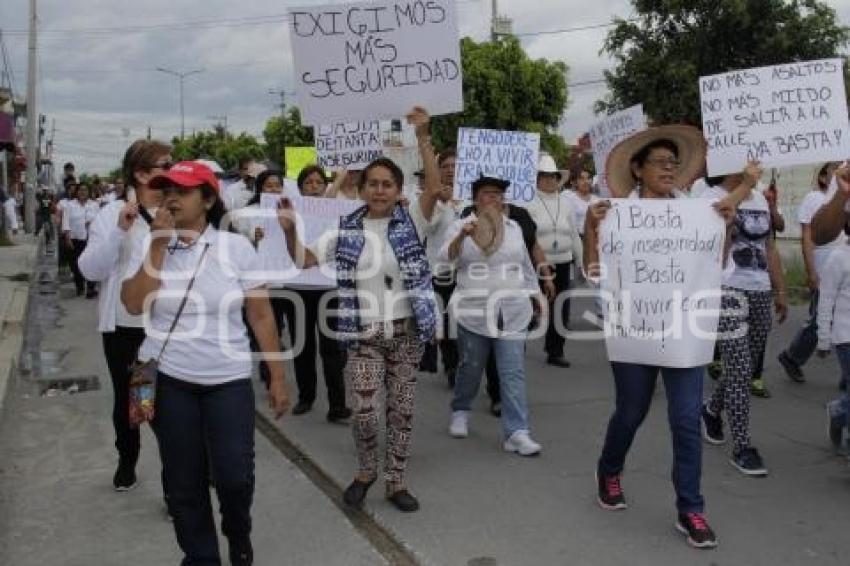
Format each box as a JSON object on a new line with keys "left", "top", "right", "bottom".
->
{"left": 2, "top": 0, "right": 850, "bottom": 173}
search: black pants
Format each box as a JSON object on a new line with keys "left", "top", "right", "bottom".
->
{"left": 281, "top": 288, "right": 347, "bottom": 410}
{"left": 102, "top": 327, "right": 146, "bottom": 466}
{"left": 434, "top": 275, "right": 459, "bottom": 373}
{"left": 544, "top": 261, "right": 572, "bottom": 358}
{"left": 249, "top": 295, "right": 287, "bottom": 387}
{"left": 69, "top": 239, "right": 95, "bottom": 294}
{"left": 153, "top": 373, "right": 255, "bottom": 565}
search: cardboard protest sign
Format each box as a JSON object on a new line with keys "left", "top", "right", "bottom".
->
{"left": 598, "top": 199, "right": 725, "bottom": 367}
{"left": 290, "top": 196, "right": 361, "bottom": 286}
{"left": 316, "top": 121, "right": 384, "bottom": 170}
{"left": 284, "top": 146, "right": 318, "bottom": 179}
{"left": 453, "top": 128, "right": 540, "bottom": 203}
{"left": 289, "top": 0, "right": 463, "bottom": 124}
{"left": 589, "top": 105, "right": 647, "bottom": 197}
{"left": 700, "top": 58, "right": 850, "bottom": 176}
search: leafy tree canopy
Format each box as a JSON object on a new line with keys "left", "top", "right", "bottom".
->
{"left": 597, "top": 0, "right": 849, "bottom": 125}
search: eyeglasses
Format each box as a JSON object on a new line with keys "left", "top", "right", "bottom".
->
{"left": 153, "top": 160, "right": 173, "bottom": 170}
{"left": 645, "top": 157, "right": 681, "bottom": 170}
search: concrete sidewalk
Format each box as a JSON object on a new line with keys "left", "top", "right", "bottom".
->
{"left": 0, "top": 244, "right": 386, "bottom": 566}
{"left": 261, "top": 300, "right": 850, "bottom": 566}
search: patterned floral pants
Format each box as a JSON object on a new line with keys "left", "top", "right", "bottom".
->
{"left": 345, "top": 320, "right": 425, "bottom": 490}
{"left": 708, "top": 288, "right": 774, "bottom": 453}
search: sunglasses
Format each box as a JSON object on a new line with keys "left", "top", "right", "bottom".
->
{"left": 153, "top": 160, "right": 174, "bottom": 171}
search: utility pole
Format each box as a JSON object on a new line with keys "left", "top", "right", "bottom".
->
{"left": 156, "top": 67, "right": 204, "bottom": 140}
{"left": 24, "top": 0, "right": 38, "bottom": 232}
{"left": 268, "top": 88, "right": 295, "bottom": 119}
{"left": 491, "top": 0, "right": 498, "bottom": 41}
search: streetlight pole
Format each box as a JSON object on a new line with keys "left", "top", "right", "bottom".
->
{"left": 156, "top": 67, "right": 204, "bottom": 139}
{"left": 24, "top": 0, "right": 38, "bottom": 232}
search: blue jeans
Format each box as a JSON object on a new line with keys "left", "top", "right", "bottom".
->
{"left": 784, "top": 290, "right": 819, "bottom": 367}
{"left": 452, "top": 325, "right": 530, "bottom": 438}
{"left": 153, "top": 373, "right": 255, "bottom": 566}
{"left": 834, "top": 345, "right": 850, "bottom": 434}
{"left": 598, "top": 363, "right": 705, "bottom": 513}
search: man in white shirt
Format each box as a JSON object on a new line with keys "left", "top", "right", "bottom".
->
{"left": 779, "top": 163, "right": 843, "bottom": 383}
{"left": 223, "top": 159, "right": 265, "bottom": 211}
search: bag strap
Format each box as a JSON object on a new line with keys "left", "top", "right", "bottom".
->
{"left": 155, "top": 242, "right": 210, "bottom": 362}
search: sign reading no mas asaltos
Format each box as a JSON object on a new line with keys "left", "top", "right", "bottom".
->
{"left": 289, "top": 0, "right": 463, "bottom": 125}
{"left": 700, "top": 58, "right": 850, "bottom": 176}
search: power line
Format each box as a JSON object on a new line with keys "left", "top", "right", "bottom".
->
{"left": 514, "top": 20, "right": 628, "bottom": 37}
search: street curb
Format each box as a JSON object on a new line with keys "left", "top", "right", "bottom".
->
{"left": 255, "top": 409, "right": 430, "bottom": 566}
{"left": 0, "top": 239, "right": 40, "bottom": 414}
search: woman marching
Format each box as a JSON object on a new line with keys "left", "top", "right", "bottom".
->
{"left": 272, "top": 165, "right": 353, "bottom": 421}
{"left": 700, "top": 165, "right": 788, "bottom": 476}
{"left": 62, "top": 183, "right": 100, "bottom": 298}
{"left": 524, "top": 154, "right": 583, "bottom": 367}
{"left": 79, "top": 139, "right": 172, "bottom": 491}
{"left": 442, "top": 174, "right": 547, "bottom": 455}
{"left": 586, "top": 126, "right": 742, "bottom": 549}
{"left": 122, "top": 161, "right": 290, "bottom": 565}
{"left": 277, "top": 108, "right": 440, "bottom": 512}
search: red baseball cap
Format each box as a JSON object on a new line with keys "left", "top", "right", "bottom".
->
{"left": 149, "top": 161, "right": 220, "bottom": 193}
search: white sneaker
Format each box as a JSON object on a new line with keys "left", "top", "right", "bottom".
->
{"left": 503, "top": 430, "right": 541, "bottom": 456}
{"left": 449, "top": 411, "right": 469, "bottom": 438}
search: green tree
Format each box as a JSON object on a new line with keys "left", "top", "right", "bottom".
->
{"left": 431, "top": 36, "right": 570, "bottom": 159}
{"left": 597, "top": 0, "right": 849, "bottom": 125}
{"left": 171, "top": 131, "right": 266, "bottom": 171}
{"left": 263, "top": 107, "right": 315, "bottom": 164}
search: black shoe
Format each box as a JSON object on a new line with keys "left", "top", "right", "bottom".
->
{"left": 778, "top": 352, "right": 805, "bottom": 383}
{"left": 113, "top": 461, "right": 137, "bottom": 492}
{"left": 343, "top": 477, "right": 376, "bottom": 508}
{"left": 596, "top": 470, "right": 627, "bottom": 510}
{"left": 386, "top": 489, "right": 420, "bottom": 513}
{"left": 730, "top": 447, "right": 768, "bottom": 477}
{"left": 701, "top": 405, "right": 725, "bottom": 445}
{"left": 327, "top": 407, "right": 353, "bottom": 423}
{"left": 292, "top": 401, "right": 313, "bottom": 415}
{"left": 676, "top": 512, "right": 718, "bottom": 549}
{"left": 489, "top": 401, "right": 502, "bottom": 417}
{"left": 546, "top": 355, "right": 571, "bottom": 368}
{"left": 229, "top": 538, "right": 253, "bottom": 566}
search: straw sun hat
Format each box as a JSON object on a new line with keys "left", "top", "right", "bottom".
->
{"left": 604, "top": 125, "right": 707, "bottom": 197}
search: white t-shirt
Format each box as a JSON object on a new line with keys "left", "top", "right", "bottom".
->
{"left": 703, "top": 185, "right": 772, "bottom": 291}
{"left": 309, "top": 205, "right": 430, "bottom": 323}
{"left": 524, "top": 190, "right": 583, "bottom": 265}
{"left": 419, "top": 198, "right": 462, "bottom": 276}
{"left": 61, "top": 200, "right": 99, "bottom": 240}
{"left": 797, "top": 189, "right": 846, "bottom": 277}
{"left": 564, "top": 190, "right": 598, "bottom": 236}
{"left": 124, "top": 228, "right": 266, "bottom": 385}
{"left": 438, "top": 214, "right": 539, "bottom": 338}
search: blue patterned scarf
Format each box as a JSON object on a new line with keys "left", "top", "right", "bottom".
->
{"left": 335, "top": 203, "right": 437, "bottom": 346}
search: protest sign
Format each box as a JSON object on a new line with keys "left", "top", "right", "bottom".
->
{"left": 289, "top": 0, "right": 463, "bottom": 124}
{"left": 589, "top": 105, "right": 647, "bottom": 197}
{"left": 316, "top": 121, "right": 384, "bottom": 170}
{"left": 290, "top": 196, "right": 361, "bottom": 286}
{"left": 453, "top": 128, "right": 540, "bottom": 203}
{"left": 700, "top": 58, "right": 850, "bottom": 176}
{"left": 284, "top": 146, "right": 318, "bottom": 179}
{"left": 598, "top": 199, "right": 725, "bottom": 367}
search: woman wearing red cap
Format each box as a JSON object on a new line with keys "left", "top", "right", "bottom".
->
{"left": 122, "top": 161, "right": 290, "bottom": 566}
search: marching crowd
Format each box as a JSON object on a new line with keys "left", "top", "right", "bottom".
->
{"left": 35, "top": 106, "right": 850, "bottom": 563}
